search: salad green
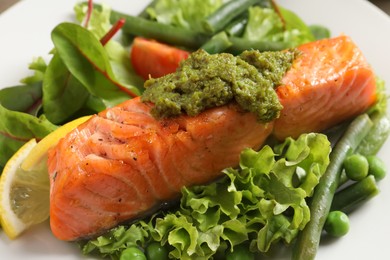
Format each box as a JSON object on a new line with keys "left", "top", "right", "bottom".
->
{"left": 81, "top": 133, "right": 331, "bottom": 259}
{"left": 146, "top": 0, "right": 225, "bottom": 32}
{"left": 0, "top": 3, "right": 145, "bottom": 172}
{"left": 0, "top": 0, "right": 388, "bottom": 260}
{"left": 0, "top": 0, "right": 323, "bottom": 172}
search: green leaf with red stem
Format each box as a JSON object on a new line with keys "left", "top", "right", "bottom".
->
{"left": 0, "top": 83, "right": 43, "bottom": 116}
{"left": 43, "top": 53, "right": 90, "bottom": 124}
{"left": 83, "top": 0, "right": 94, "bottom": 27}
{"left": 0, "top": 104, "right": 57, "bottom": 171}
{"left": 51, "top": 22, "right": 139, "bottom": 108}
{"left": 100, "top": 18, "right": 126, "bottom": 46}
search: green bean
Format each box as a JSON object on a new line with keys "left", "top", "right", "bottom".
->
{"left": 292, "top": 114, "right": 373, "bottom": 260}
{"left": 202, "top": 0, "right": 263, "bottom": 34}
{"left": 331, "top": 175, "right": 379, "bottom": 213}
{"left": 226, "top": 36, "right": 289, "bottom": 55}
{"left": 225, "top": 14, "right": 249, "bottom": 37}
{"left": 356, "top": 112, "right": 390, "bottom": 156}
{"left": 201, "top": 32, "right": 232, "bottom": 54}
{"left": 88, "top": 3, "right": 209, "bottom": 49}
{"left": 338, "top": 170, "right": 349, "bottom": 187}
{"left": 110, "top": 10, "right": 210, "bottom": 49}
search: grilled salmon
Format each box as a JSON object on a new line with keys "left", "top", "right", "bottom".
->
{"left": 47, "top": 98, "right": 273, "bottom": 241}
{"left": 273, "top": 35, "right": 377, "bottom": 139}
{"left": 47, "top": 35, "right": 377, "bottom": 241}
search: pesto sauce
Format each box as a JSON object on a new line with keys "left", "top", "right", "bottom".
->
{"left": 141, "top": 49, "right": 297, "bottom": 122}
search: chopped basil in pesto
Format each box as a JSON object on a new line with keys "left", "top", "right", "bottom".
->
{"left": 141, "top": 49, "right": 297, "bottom": 122}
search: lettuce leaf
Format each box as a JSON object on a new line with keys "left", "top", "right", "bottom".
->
{"left": 81, "top": 133, "right": 331, "bottom": 259}
{"left": 367, "top": 77, "right": 388, "bottom": 115}
{"left": 243, "top": 6, "right": 316, "bottom": 48}
{"left": 146, "top": 0, "right": 225, "bottom": 32}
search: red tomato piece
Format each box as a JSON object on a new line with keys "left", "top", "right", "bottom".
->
{"left": 130, "top": 37, "right": 190, "bottom": 80}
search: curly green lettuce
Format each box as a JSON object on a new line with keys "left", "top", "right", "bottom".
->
{"left": 146, "top": 0, "right": 225, "bottom": 33}
{"left": 81, "top": 133, "right": 331, "bottom": 259}
{"left": 243, "top": 6, "right": 318, "bottom": 48}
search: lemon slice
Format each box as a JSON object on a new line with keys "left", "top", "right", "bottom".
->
{"left": 0, "top": 116, "right": 91, "bottom": 239}
{"left": 21, "top": 116, "right": 91, "bottom": 171}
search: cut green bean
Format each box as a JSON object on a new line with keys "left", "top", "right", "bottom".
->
{"left": 338, "top": 170, "right": 349, "bottom": 187}
{"left": 88, "top": 3, "right": 209, "bottom": 49}
{"left": 331, "top": 175, "right": 379, "bottom": 213}
{"left": 225, "top": 14, "right": 249, "bottom": 37}
{"left": 292, "top": 114, "right": 373, "bottom": 260}
{"left": 356, "top": 112, "right": 390, "bottom": 156}
{"left": 201, "top": 32, "right": 233, "bottom": 54}
{"left": 110, "top": 10, "right": 210, "bottom": 49}
{"left": 227, "top": 37, "right": 289, "bottom": 55}
{"left": 202, "top": 0, "right": 263, "bottom": 34}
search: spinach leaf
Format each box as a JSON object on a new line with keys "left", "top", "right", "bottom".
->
{"left": 0, "top": 83, "right": 42, "bottom": 115}
{"left": 43, "top": 53, "right": 90, "bottom": 124}
{"left": 51, "top": 22, "right": 138, "bottom": 108}
{"left": 0, "top": 104, "right": 57, "bottom": 170}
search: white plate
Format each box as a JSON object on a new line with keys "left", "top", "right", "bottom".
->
{"left": 0, "top": 0, "right": 389, "bottom": 259}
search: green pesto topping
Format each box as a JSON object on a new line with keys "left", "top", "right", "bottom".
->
{"left": 141, "top": 49, "right": 297, "bottom": 122}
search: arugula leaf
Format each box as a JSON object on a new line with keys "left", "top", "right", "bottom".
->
{"left": 81, "top": 133, "right": 331, "bottom": 259}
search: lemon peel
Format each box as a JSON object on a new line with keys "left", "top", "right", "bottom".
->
{"left": 22, "top": 116, "right": 91, "bottom": 171}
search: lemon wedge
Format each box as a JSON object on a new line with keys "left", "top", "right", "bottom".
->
{"left": 0, "top": 116, "right": 91, "bottom": 239}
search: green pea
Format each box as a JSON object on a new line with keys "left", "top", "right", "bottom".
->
{"left": 226, "top": 243, "right": 255, "bottom": 260}
{"left": 367, "top": 155, "right": 386, "bottom": 181}
{"left": 324, "top": 211, "right": 350, "bottom": 237}
{"left": 145, "top": 242, "right": 169, "bottom": 260}
{"left": 343, "top": 154, "right": 369, "bottom": 181}
{"left": 120, "top": 247, "right": 146, "bottom": 260}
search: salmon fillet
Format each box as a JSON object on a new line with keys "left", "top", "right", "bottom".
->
{"left": 47, "top": 35, "right": 377, "bottom": 241}
{"left": 47, "top": 98, "right": 273, "bottom": 241}
{"left": 273, "top": 35, "right": 377, "bottom": 139}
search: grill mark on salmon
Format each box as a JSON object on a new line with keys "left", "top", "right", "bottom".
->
{"left": 47, "top": 35, "right": 377, "bottom": 241}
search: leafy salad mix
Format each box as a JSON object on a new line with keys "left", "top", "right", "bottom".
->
{"left": 82, "top": 133, "right": 331, "bottom": 259}
{"left": 0, "top": 0, "right": 389, "bottom": 260}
